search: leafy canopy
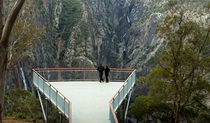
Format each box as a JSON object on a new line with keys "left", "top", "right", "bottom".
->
{"left": 129, "top": 1, "right": 210, "bottom": 122}
{"left": 4, "top": 89, "right": 42, "bottom": 121}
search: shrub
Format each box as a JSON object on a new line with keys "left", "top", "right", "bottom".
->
{"left": 4, "top": 89, "right": 43, "bottom": 122}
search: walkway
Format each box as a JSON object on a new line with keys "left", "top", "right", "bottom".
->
{"left": 50, "top": 81, "right": 124, "bottom": 123}
{"left": 33, "top": 68, "right": 136, "bottom": 123}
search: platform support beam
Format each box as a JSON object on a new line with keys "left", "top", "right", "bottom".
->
{"left": 37, "top": 89, "right": 47, "bottom": 122}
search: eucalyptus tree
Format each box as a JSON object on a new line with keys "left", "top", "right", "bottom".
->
{"left": 7, "top": 0, "right": 44, "bottom": 66}
{"left": 0, "top": 0, "right": 45, "bottom": 121}
{"left": 0, "top": 0, "right": 25, "bottom": 122}
{"left": 129, "top": 1, "right": 210, "bottom": 123}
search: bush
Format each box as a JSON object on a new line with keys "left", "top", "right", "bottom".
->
{"left": 4, "top": 88, "right": 43, "bottom": 122}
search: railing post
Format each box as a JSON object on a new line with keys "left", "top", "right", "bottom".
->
{"left": 59, "top": 112, "right": 63, "bottom": 123}
{"left": 37, "top": 89, "right": 46, "bottom": 122}
{"left": 83, "top": 70, "right": 85, "bottom": 80}
{"left": 63, "top": 98, "right": 66, "bottom": 117}
{"left": 45, "top": 98, "right": 48, "bottom": 123}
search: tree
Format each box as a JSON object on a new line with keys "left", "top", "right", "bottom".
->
{"left": 0, "top": 0, "right": 25, "bottom": 122}
{"left": 7, "top": 0, "right": 44, "bottom": 68}
{"left": 129, "top": 96, "right": 172, "bottom": 122}
{"left": 130, "top": 1, "right": 210, "bottom": 123}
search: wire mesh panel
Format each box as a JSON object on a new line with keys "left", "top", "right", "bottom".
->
{"left": 35, "top": 68, "right": 133, "bottom": 82}
{"left": 109, "top": 71, "right": 132, "bottom": 82}
{"left": 37, "top": 70, "right": 99, "bottom": 81}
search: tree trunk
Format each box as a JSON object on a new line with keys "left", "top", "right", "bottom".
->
{"left": 175, "top": 100, "right": 180, "bottom": 123}
{"left": 0, "top": 46, "right": 7, "bottom": 123}
{"left": 0, "top": 0, "right": 25, "bottom": 122}
{"left": 0, "top": 0, "right": 3, "bottom": 37}
{"left": 1, "top": 0, "right": 25, "bottom": 45}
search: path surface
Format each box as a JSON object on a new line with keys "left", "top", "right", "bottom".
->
{"left": 50, "top": 81, "right": 124, "bottom": 123}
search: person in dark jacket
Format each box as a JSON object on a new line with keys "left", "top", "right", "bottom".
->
{"left": 97, "top": 63, "right": 104, "bottom": 82}
{"left": 105, "top": 65, "right": 110, "bottom": 83}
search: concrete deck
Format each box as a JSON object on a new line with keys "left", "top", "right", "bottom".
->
{"left": 49, "top": 81, "right": 124, "bottom": 123}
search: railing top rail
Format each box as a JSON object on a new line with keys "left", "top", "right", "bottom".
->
{"left": 109, "top": 69, "right": 136, "bottom": 123}
{"left": 111, "top": 69, "right": 136, "bottom": 100}
{"left": 33, "top": 67, "right": 136, "bottom": 123}
{"left": 109, "top": 103, "right": 119, "bottom": 123}
{"left": 32, "top": 67, "right": 135, "bottom": 71}
{"left": 32, "top": 69, "right": 72, "bottom": 104}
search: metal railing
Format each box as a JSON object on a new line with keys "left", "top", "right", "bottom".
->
{"left": 109, "top": 69, "right": 136, "bottom": 123}
{"left": 32, "top": 68, "right": 136, "bottom": 123}
{"left": 35, "top": 68, "right": 133, "bottom": 82}
{"left": 33, "top": 70, "right": 72, "bottom": 123}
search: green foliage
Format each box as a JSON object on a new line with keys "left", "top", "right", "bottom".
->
{"left": 129, "top": 96, "right": 172, "bottom": 122}
{"left": 198, "top": 113, "right": 210, "bottom": 123}
{"left": 71, "top": 58, "right": 79, "bottom": 67}
{"left": 132, "top": 6, "right": 210, "bottom": 123}
{"left": 4, "top": 89, "right": 43, "bottom": 121}
{"left": 166, "top": 0, "right": 178, "bottom": 8}
{"left": 204, "top": 2, "right": 210, "bottom": 10}
{"left": 59, "top": 0, "right": 82, "bottom": 40}
{"left": 154, "top": 14, "right": 210, "bottom": 122}
{"left": 47, "top": 105, "right": 68, "bottom": 123}
{"left": 8, "top": 0, "right": 45, "bottom": 68}
{"left": 72, "top": 22, "right": 90, "bottom": 54}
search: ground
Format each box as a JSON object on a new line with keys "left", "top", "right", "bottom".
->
{"left": 3, "top": 117, "right": 42, "bottom": 123}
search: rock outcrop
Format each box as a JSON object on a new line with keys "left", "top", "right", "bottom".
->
{"left": 6, "top": 0, "right": 210, "bottom": 90}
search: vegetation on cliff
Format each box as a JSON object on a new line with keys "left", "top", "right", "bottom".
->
{"left": 4, "top": 89, "right": 42, "bottom": 121}
{"left": 1, "top": 0, "right": 210, "bottom": 122}
{"left": 129, "top": 1, "right": 210, "bottom": 123}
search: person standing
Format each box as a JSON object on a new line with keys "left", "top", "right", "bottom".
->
{"left": 97, "top": 63, "right": 104, "bottom": 82}
{"left": 105, "top": 65, "right": 110, "bottom": 83}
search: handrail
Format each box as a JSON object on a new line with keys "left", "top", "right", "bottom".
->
{"left": 109, "top": 102, "right": 119, "bottom": 123}
{"left": 33, "top": 68, "right": 135, "bottom": 82}
{"left": 33, "top": 70, "right": 68, "bottom": 101}
{"left": 33, "top": 67, "right": 135, "bottom": 71}
{"left": 32, "top": 68, "right": 136, "bottom": 123}
{"left": 112, "top": 70, "right": 136, "bottom": 99}
{"left": 109, "top": 69, "right": 136, "bottom": 123}
{"left": 32, "top": 69, "right": 72, "bottom": 123}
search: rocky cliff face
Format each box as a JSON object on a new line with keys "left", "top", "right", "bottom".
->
{"left": 32, "top": 0, "right": 165, "bottom": 69}
{"left": 6, "top": 0, "right": 210, "bottom": 90}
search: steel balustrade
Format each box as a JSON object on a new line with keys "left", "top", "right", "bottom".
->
{"left": 32, "top": 68, "right": 136, "bottom": 123}
{"left": 33, "top": 70, "right": 72, "bottom": 123}
{"left": 109, "top": 70, "right": 136, "bottom": 123}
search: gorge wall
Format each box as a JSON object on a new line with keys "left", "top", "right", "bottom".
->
{"left": 33, "top": 0, "right": 164, "bottom": 71}
{"left": 6, "top": 0, "right": 210, "bottom": 91}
